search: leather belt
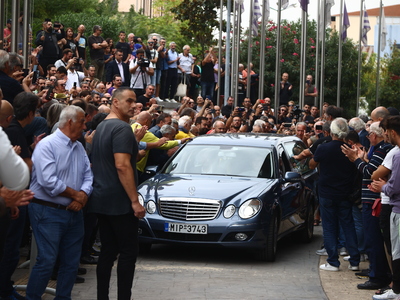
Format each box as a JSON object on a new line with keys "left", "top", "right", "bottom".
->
{"left": 31, "top": 198, "right": 68, "bottom": 210}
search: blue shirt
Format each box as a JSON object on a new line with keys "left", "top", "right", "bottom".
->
{"left": 30, "top": 129, "right": 93, "bottom": 206}
{"left": 167, "top": 49, "right": 178, "bottom": 68}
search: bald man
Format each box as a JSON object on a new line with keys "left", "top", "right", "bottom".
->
{"left": 0, "top": 100, "right": 14, "bottom": 129}
{"left": 371, "top": 106, "right": 390, "bottom": 122}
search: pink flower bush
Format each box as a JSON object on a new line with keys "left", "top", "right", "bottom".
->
{"left": 280, "top": 59, "right": 285, "bottom": 62}
{"left": 294, "top": 38, "right": 299, "bottom": 44}
{"left": 293, "top": 53, "right": 299, "bottom": 56}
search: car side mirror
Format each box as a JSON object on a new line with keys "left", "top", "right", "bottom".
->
{"left": 144, "top": 165, "right": 158, "bottom": 176}
{"left": 284, "top": 171, "right": 302, "bottom": 182}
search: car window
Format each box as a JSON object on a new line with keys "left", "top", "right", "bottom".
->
{"left": 163, "top": 144, "right": 274, "bottom": 178}
{"left": 282, "top": 141, "right": 312, "bottom": 174}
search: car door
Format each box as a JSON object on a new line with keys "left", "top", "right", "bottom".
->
{"left": 277, "top": 144, "right": 304, "bottom": 234}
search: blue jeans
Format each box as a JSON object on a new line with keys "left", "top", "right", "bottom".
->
{"left": 362, "top": 202, "right": 391, "bottom": 283}
{"left": 26, "top": 203, "right": 84, "bottom": 300}
{"left": 319, "top": 196, "right": 360, "bottom": 267}
{"left": 0, "top": 206, "right": 27, "bottom": 297}
{"left": 352, "top": 204, "right": 366, "bottom": 253}
{"left": 201, "top": 81, "right": 215, "bottom": 102}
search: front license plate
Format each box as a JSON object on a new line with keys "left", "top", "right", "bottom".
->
{"left": 164, "top": 222, "right": 208, "bottom": 234}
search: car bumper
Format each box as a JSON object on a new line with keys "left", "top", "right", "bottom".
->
{"left": 138, "top": 214, "right": 273, "bottom": 249}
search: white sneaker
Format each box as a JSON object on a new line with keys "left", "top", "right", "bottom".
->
{"left": 344, "top": 253, "right": 367, "bottom": 262}
{"left": 372, "top": 289, "right": 400, "bottom": 300}
{"left": 170, "top": 99, "right": 177, "bottom": 103}
{"left": 339, "top": 247, "right": 348, "bottom": 256}
{"left": 348, "top": 264, "right": 359, "bottom": 271}
{"left": 316, "top": 248, "right": 328, "bottom": 256}
{"left": 155, "top": 97, "right": 161, "bottom": 101}
{"left": 164, "top": 98, "right": 171, "bottom": 102}
{"left": 320, "top": 263, "right": 339, "bottom": 272}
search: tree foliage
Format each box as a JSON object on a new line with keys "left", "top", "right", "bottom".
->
{"left": 379, "top": 44, "right": 400, "bottom": 108}
{"left": 171, "top": 0, "right": 225, "bottom": 55}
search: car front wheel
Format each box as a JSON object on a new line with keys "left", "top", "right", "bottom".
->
{"left": 256, "top": 213, "right": 278, "bottom": 262}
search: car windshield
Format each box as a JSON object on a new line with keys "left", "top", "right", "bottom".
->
{"left": 163, "top": 144, "right": 274, "bottom": 178}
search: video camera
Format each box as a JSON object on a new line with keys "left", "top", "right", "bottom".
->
{"left": 138, "top": 58, "right": 150, "bottom": 68}
{"left": 291, "top": 105, "right": 303, "bottom": 118}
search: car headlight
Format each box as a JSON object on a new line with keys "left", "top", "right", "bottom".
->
{"left": 238, "top": 199, "right": 261, "bottom": 219}
{"left": 146, "top": 201, "right": 156, "bottom": 214}
{"left": 138, "top": 193, "right": 144, "bottom": 206}
{"left": 223, "top": 205, "right": 236, "bottom": 218}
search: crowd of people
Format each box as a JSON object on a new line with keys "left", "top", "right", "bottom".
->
{"left": 1, "top": 19, "right": 400, "bottom": 300}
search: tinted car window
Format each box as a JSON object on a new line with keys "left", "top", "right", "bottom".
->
{"left": 282, "top": 141, "right": 312, "bottom": 175}
{"left": 163, "top": 144, "right": 274, "bottom": 178}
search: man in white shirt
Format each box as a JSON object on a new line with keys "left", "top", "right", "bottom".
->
{"left": 129, "top": 48, "right": 154, "bottom": 99}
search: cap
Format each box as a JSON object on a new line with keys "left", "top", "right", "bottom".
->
{"left": 387, "top": 107, "right": 399, "bottom": 116}
{"left": 7, "top": 19, "right": 11, "bottom": 24}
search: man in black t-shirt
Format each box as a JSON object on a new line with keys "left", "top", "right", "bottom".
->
{"left": 88, "top": 87, "right": 145, "bottom": 300}
{"left": 88, "top": 25, "right": 108, "bottom": 81}
{"left": 115, "top": 31, "right": 131, "bottom": 63}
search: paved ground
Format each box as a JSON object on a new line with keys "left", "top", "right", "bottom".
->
{"left": 12, "top": 226, "right": 377, "bottom": 300}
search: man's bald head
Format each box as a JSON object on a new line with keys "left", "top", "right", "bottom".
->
{"left": 136, "top": 111, "right": 152, "bottom": 127}
{"left": 371, "top": 106, "right": 389, "bottom": 122}
{"left": 0, "top": 100, "right": 14, "bottom": 128}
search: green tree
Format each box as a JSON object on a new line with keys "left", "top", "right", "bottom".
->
{"left": 379, "top": 44, "right": 400, "bottom": 108}
{"left": 171, "top": 0, "right": 226, "bottom": 55}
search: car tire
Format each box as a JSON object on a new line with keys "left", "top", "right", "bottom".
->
{"left": 297, "top": 204, "right": 314, "bottom": 243}
{"left": 256, "top": 213, "right": 278, "bottom": 262}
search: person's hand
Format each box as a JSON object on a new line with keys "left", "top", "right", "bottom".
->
{"left": 288, "top": 85, "right": 293, "bottom": 90}
{"left": 232, "top": 107, "right": 239, "bottom": 117}
{"left": 31, "top": 133, "right": 46, "bottom": 150}
{"left": 181, "top": 137, "right": 192, "bottom": 144}
{"left": 10, "top": 206, "right": 20, "bottom": 219}
{"left": 106, "top": 82, "right": 112, "bottom": 90}
{"left": 156, "top": 137, "right": 168, "bottom": 147}
{"left": 134, "top": 126, "right": 147, "bottom": 141}
{"left": 132, "top": 201, "right": 146, "bottom": 219}
{"left": 22, "top": 71, "right": 34, "bottom": 86}
{"left": 368, "top": 178, "right": 386, "bottom": 193}
{"left": 167, "top": 146, "right": 179, "bottom": 156}
{"left": 12, "top": 70, "right": 24, "bottom": 81}
{"left": 148, "top": 104, "right": 158, "bottom": 114}
{"left": 67, "top": 200, "right": 83, "bottom": 211}
{"left": 85, "top": 130, "right": 96, "bottom": 145}
{"left": 13, "top": 145, "right": 21, "bottom": 155}
{"left": 137, "top": 149, "right": 146, "bottom": 161}
{"left": 341, "top": 144, "right": 359, "bottom": 162}
{"left": 1, "top": 187, "right": 34, "bottom": 207}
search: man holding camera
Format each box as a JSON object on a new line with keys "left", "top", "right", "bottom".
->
{"left": 36, "top": 21, "right": 65, "bottom": 75}
{"left": 129, "top": 48, "right": 154, "bottom": 99}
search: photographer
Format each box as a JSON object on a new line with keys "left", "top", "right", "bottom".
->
{"left": 129, "top": 48, "right": 154, "bottom": 98}
{"left": 35, "top": 21, "right": 65, "bottom": 75}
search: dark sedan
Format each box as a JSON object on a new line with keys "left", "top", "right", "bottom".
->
{"left": 137, "top": 133, "right": 318, "bottom": 261}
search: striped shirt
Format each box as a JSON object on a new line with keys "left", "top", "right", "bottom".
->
{"left": 354, "top": 140, "right": 393, "bottom": 204}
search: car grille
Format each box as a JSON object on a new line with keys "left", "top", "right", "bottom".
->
{"left": 159, "top": 197, "right": 221, "bottom": 221}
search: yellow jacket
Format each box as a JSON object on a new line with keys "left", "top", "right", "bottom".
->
{"left": 131, "top": 123, "right": 179, "bottom": 172}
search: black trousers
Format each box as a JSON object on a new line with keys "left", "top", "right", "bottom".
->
{"left": 96, "top": 213, "right": 139, "bottom": 300}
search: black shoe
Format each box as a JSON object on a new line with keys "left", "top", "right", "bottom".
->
{"left": 355, "top": 269, "right": 370, "bottom": 278}
{"left": 75, "top": 276, "right": 85, "bottom": 284}
{"left": 77, "top": 267, "right": 87, "bottom": 275}
{"left": 357, "top": 280, "right": 388, "bottom": 290}
{"left": 90, "top": 249, "right": 101, "bottom": 257}
{"left": 80, "top": 255, "right": 98, "bottom": 264}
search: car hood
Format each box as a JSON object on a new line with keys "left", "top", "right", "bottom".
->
{"left": 138, "top": 174, "right": 277, "bottom": 205}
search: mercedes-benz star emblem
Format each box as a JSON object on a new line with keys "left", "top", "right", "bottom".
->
{"left": 188, "top": 186, "right": 195, "bottom": 196}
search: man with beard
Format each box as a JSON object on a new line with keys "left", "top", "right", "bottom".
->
{"left": 36, "top": 21, "right": 65, "bottom": 75}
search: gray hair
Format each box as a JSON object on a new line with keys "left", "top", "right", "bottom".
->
{"left": 169, "top": 41, "right": 176, "bottom": 46}
{"left": 370, "top": 121, "right": 384, "bottom": 137}
{"left": 8, "top": 52, "right": 23, "bottom": 70}
{"left": 160, "top": 124, "right": 176, "bottom": 136}
{"left": 47, "top": 103, "right": 67, "bottom": 129}
{"left": 296, "top": 122, "right": 307, "bottom": 129}
{"left": 348, "top": 117, "right": 365, "bottom": 132}
{"left": 330, "top": 117, "right": 349, "bottom": 139}
{"left": 183, "top": 45, "right": 190, "bottom": 50}
{"left": 254, "top": 119, "right": 266, "bottom": 127}
{"left": 0, "top": 50, "right": 9, "bottom": 70}
{"left": 178, "top": 115, "right": 191, "bottom": 127}
{"left": 58, "top": 105, "right": 85, "bottom": 128}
